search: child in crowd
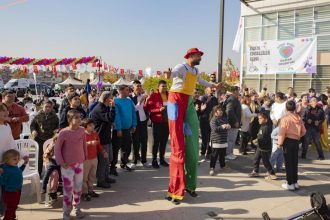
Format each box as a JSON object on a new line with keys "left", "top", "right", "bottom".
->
{"left": 209, "top": 105, "right": 231, "bottom": 176}
{"left": 249, "top": 112, "right": 277, "bottom": 180}
{"left": 81, "top": 118, "right": 108, "bottom": 201}
{"left": 270, "top": 126, "right": 284, "bottom": 172}
{"left": 114, "top": 85, "right": 137, "bottom": 171}
{"left": 55, "top": 110, "right": 87, "bottom": 220}
{"left": 0, "top": 149, "right": 28, "bottom": 220}
{"left": 42, "top": 132, "right": 62, "bottom": 201}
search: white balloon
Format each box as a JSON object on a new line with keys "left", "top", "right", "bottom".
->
{"left": 145, "top": 67, "right": 153, "bottom": 76}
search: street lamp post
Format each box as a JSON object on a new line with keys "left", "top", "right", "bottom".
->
{"left": 218, "top": 0, "right": 225, "bottom": 83}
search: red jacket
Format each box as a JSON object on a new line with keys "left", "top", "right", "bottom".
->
{"left": 145, "top": 91, "right": 168, "bottom": 123}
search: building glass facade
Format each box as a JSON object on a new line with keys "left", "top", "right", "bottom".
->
{"left": 242, "top": 4, "right": 330, "bottom": 94}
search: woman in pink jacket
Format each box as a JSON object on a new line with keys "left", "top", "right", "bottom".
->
{"left": 278, "top": 101, "right": 306, "bottom": 191}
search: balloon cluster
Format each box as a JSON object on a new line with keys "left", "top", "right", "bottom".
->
{"left": 0, "top": 56, "right": 99, "bottom": 66}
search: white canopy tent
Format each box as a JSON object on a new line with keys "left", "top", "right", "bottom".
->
{"left": 113, "top": 78, "right": 132, "bottom": 87}
{"left": 59, "top": 77, "right": 84, "bottom": 86}
{"left": 90, "top": 78, "right": 112, "bottom": 87}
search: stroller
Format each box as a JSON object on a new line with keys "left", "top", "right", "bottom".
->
{"left": 262, "top": 192, "right": 330, "bottom": 220}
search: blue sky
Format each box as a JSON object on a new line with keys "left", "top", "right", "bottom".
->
{"left": 0, "top": 0, "right": 241, "bottom": 73}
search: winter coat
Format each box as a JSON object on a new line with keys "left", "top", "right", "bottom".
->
{"left": 30, "top": 110, "right": 59, "bottom": 141}
{"left": 90, "top": 102, "right": 115, "bottom": 145}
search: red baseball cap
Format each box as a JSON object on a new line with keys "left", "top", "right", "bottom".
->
{"left": 184, "top": 48, "right": 204, "bottom": 59}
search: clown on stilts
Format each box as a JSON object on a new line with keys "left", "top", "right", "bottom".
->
{"left": 166, "top": 48, "right": 223, "bottom": 205}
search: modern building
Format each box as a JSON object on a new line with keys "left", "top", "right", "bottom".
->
{"left": 240, "top": 0, "right": 330, "bottom": 94}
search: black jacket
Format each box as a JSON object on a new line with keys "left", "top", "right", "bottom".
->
{"left": 91, "top": 102, "right": 115, "bottom": 145}
{"left": 302, "top": 105, "right": 325, "bottom": 131}
{"left": 59, "top": 106, "right": 87, "bottom": 129}
{"left": 257, "top": 124, "right": 272, "bottom": 152}
{"left": 200, "top": 95, "right": 218, "bottom": 123}
{"left": 210, "top": 116, "right": 228, "bottom": 145}
{"left": 223, "top": 94, "right": 241, "bottom": 127}
{"left": 193, "top": 99, "right": 202, "bottom": 119}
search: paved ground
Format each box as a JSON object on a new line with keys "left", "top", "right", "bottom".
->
{"left": 15, "top": 142, "right": 330, "bottom": 220}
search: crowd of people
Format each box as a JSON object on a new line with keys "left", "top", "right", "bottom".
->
{"left": 0, "top": 51, "right": 329, "bottom": 219}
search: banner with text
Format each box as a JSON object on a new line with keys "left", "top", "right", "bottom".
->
{"left": 246, "top": 37, "right": 317, "bottom": 74}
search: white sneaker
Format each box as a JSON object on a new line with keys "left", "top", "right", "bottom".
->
{"left": 129, "top": 163, "right": 136, "bottom": 170}
{"left": 294, "top": 183, "right": 300, "bottom": 190}
{"left": 209, "top": 168, "right": 215, "bottom": 176}
{"left": 227, "top": 154, "right": 237, "bottom": 160}
{"left": 281, "top": 183, "right": 295, "bottom": 191}
{"left": 143, "top": 163, "right": 152, "bottom": 168}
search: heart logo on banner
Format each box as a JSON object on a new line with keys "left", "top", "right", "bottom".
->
{"left": 279, "top": 46, "right": 293, "bottom": 58}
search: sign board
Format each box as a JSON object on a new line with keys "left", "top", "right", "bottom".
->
{"left": 246, "top": 37, "right": 317, "bottom": 74}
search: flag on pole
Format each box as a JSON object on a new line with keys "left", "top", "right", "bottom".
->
{"left": 52, "top": 66, "right": 57, "bottom": 77}
{"left": 232, "top": 17, "right": 244, "bottom": 53}
{"left": 33, "top": 65, "right": 38, "bottom": 74}
{"left": 104, "top": 62, "right": 108, "bottom": 70}
{"left": 22, "top": 66, "right": 28, "bottom": 74}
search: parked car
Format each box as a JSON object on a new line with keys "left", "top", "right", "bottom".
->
{"left": 28, "top": 83, "right": 55, "bottom": 97}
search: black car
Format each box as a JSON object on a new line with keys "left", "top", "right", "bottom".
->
{"left": 28, "top": 83, "right": 55, "bottom": 97}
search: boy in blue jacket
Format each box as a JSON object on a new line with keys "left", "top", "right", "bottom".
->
{"left": 0, "top": 149, "right": 29, "bottom": 220}
{"left": 114, "top": 85, "right": 137, "bottom": 171}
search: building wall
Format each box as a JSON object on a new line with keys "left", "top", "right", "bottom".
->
{"left": 240, "top": 1, "right": 330, "bottom": 95}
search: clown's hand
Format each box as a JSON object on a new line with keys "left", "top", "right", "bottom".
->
{"left": 213, "top": 83, "right": 223, "bottom": 91}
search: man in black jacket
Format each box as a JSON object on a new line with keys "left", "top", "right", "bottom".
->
{"left": 91, "top": 91, "right": 116, "bottom": 188}
{"left": 200, "top": 87, "right": 218, "bottom": 160}
{"left": 223, "top": 86, "right": 241, "bottom": 160}
{"left": 302, "top": 97, "right": 325, "bottom": 160}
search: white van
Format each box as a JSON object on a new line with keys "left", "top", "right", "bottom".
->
{"left": 4, "top": 78, "right": 33, "bottom": 90}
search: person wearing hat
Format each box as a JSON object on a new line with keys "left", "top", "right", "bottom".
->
{"left": 166, "top": 48, "right": 221, "bottom": 204}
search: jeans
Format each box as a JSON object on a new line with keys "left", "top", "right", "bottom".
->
{"left": 302, "top": 128, "right": 324, "bottom": 158}
{"left": 152, "top": 122, "right": 169, "bottom": 161}
{"left": 227, "top": 128, "right": 239, "bottom": 155}
{"left": 253, "top": 148, "right": 274, "bottom": 174}
{"left": 270, "top": 147, "right": 284, "bottom": 171}
{"left": 239, "top": 131, "right": 250, "bottom": 153}
{"left": 35, "top": 136, "right": 46, "bottom": 176}
{"left": 132, "top": 120, "right": 148, "bottom": 164}
{"left": 111, "top": 129, "right": 132, "bottom": 168}
{"left": 96, "top": 144, "right": 111, "bottom": 183}
{"left": 200, "top": 120, "right": 211, "bottom": 156}
{"left": 210, "top": 148, "right": 226, "bottom": 168}
{"left": 283, "top": 138, "right": 299, "bottom": 185}
{"left": 42, "top": 159, "right": 61, "bottom": 190}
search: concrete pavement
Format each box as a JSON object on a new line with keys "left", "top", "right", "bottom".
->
{"left": 15, "top": 145, "right": 330, "bottom": 220}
